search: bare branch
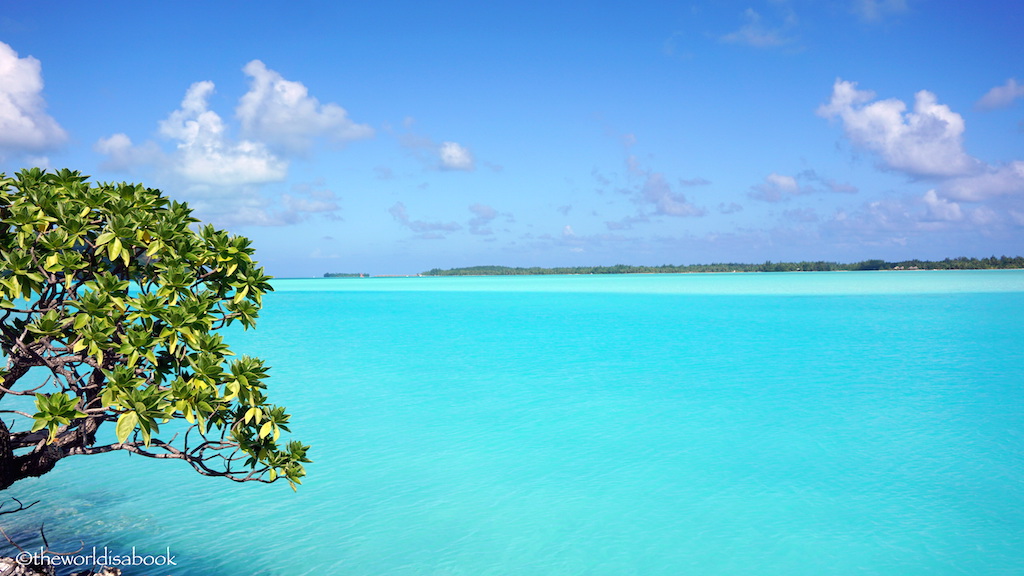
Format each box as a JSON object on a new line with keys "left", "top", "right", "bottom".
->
{"left": 0, "top": 497, "right": 39, "bottom": 517}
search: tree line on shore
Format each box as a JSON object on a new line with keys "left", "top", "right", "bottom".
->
{"left": 420, "top": 256, "right": 1024, "bottom": 276}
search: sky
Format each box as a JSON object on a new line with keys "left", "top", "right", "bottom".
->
{"left": 1, "top": 0, "right": 1022, "bottom": 276}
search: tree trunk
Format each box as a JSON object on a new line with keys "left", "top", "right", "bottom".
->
{"left": 0, "top": 419, "right": 11, "bottom": 489}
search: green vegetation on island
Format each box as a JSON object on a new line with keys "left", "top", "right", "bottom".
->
{"left": 422, "top": 256, "right": 1024, "bottom": 276}
{"left": 0, "top": 168, "right": 309, "bottom": 491}
{"left": 323, "top": 272, "right": 369, "bottom": 278}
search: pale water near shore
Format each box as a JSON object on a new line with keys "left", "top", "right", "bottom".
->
{"left": 7, "top": 271, "right": 1024, "bottom": 575}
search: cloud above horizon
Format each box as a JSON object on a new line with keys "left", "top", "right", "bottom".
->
{"left": 817, "top": 78, "right": 1024, "bottom": 235}
{"left": 0, "top": 41, "right": 67, "bottom": 154}
{"left": 468, "top": 203, "right": 498, "bottom": 235}
{"left": 398, "top": 125, "right": 476, "bottom": 172}
{"left": 817, "top": 78, "right": 980, "bottom": 178}
{"left": 389, "top": 202, "right": 462, "bottom": 238}
{"left": 439, "top": 141, "right": 475, "bottom": 171}
{"left": 237, "top": 60, "right": 374, "bottom": 153}
{"left": 157, "top": 80, "right": 289, "bottom": 186}
{"left": 975, "top": 78, "right": 1024, "bottom": 111}
{"left": 749, "top": 170, "right": 858, "bottom": 202}
{"left": 93, "top": 61, "right": 373, "bottom": 226}
{"left": 639, "top": 173, "right": 705, "bottom": 217}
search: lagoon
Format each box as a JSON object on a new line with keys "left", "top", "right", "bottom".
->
{"left": 7, "top": 271, "right": 1024, "bottom": 575}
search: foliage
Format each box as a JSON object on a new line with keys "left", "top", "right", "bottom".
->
{"left": 0, "top": 168, "right": 309, "bottom": 490}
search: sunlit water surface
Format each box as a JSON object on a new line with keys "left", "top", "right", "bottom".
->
{"left": 6, "top": 271, "right": 1024, "bottom": 575}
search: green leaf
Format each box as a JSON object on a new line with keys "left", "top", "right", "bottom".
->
{"left": 115, "top": 411, "right": 139, "bottom": 443}
{"left": 259, "top": 420, "right": 273, "bottom": 440}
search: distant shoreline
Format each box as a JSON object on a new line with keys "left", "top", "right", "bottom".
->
{"left": 323, "top": 257, "right": 1024, "bottom": 278}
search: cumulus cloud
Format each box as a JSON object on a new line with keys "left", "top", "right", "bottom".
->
{"left": 818, "top": 78, "right": 980, "bottom": 177}
{"left": 399, "top": 131, "right": 476, "bottom": 172}
{"left": 92, "top": 62, "right": 376, "bottom": 226}
{"left": 0, "top": 41, "right": 66, "bottom": 152}
{"left": 389, "top": 202, "right": 461, "bottom": 238}
{"left": 157, "top": 81, "right": 288, "bottom": 186}
{"left": 236, "top": 60, "right": 373, "bottom": 152}
{"left": 94, "top": 133, "right": 164, "bottom": 172}
{"left": 720, "top": 8, "right": 795, "bottom": 48}
{"left": 939, "top": 161, "right": 1024, "bottom": 201}
{"left": 921, "top": 189, "right": 963, "bottom": 222}
{"left": 819, "top": 78, "right": 1024, "bottom": 212}
{"left": 750, "top": 173, "right": 802, "bottom": 202}
{"left": 640, "top": 173, "right": 705, "bottom": 217}
{"left": 976, "top": 78, "right": 1024, "bottom": 111}
{"left": 439, "top": 141, "right": 474, "bottom": 171}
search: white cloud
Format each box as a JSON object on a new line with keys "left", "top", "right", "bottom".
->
{"left": 94, "top": 133, "right": 164, "bottom": 171}
{"left": 157, "top": 81, "right": 288, "bottom": 186}
{"left": 939, "top": 161, "right": 1024, "bottom": 202}
{"left": 95, "top": 74, "right": 360, "bottom": 226}
{"left": 640, "top": 173, "right": 704, "bottom": 217}
{"left": 751, "top": 169, "right": 860, "bottom": 202}
{"left": 752, "top": 173, "right": 800, "bottom": 202}
{"left": 922, "top": 189, "right": 963, "bottom": 221}
{"left": 282, "top": 196, "right": 338, "bottom": 215}
{"left": 398, "top": 131, "right": 476, "bottom": 172}
{"left": 468, "top": 203, "right": 498, "bottom": 235}
{"left": 0, "top": 41, "right": 66, "bottom": 152}
{"left": 823, "top": 198, "right": 914, "bottom": 247}
{"left": 818, "top": 78, "right": 980, "bottom": 177}
{"left": 236, "top": 60, "right": 373, "bottom": 152}
{"left": 439, "top": 141, "right": 474, "bottom": 171}
{"left": 970, "top": 206, "right": 998, "bottom": 226}
{"left": 976, "top": 78, "right": 1024, "bottom": 111}
{"left": 389, "top": 202, "right": 461, "bottom": 238}
{"left": 23, "top": 155, "right": 53, "bottom": 169}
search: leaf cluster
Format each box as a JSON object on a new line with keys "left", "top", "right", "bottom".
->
{"left": 0, "top": 168, "right": 309, "bottom": 489}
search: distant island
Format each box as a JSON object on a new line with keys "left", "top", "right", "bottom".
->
{"left": 323, "top": 272, "right": 371, "bottom": 278}
{"left": 420, "top": 256, "right": 1024, "bottom": 276}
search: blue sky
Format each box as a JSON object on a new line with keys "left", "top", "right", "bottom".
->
{"left": 1, "top": 1, "right": 1022, "bottom": 276}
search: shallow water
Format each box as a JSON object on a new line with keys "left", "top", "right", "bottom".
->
{"left": 6, "top": 271, "right": 1024, "bottom": 575}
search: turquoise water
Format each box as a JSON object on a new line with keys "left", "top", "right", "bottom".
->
{"left": 5, "top": 271, "right": 1024, "bottom": 575}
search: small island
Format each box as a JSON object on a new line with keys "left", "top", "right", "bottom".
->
{"left": 323, "top": 272, "right": 371, "bottom": 278}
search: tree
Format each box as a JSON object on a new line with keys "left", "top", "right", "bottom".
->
{"left": 0, "top": 168, "right": 309, "bottom": 491}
